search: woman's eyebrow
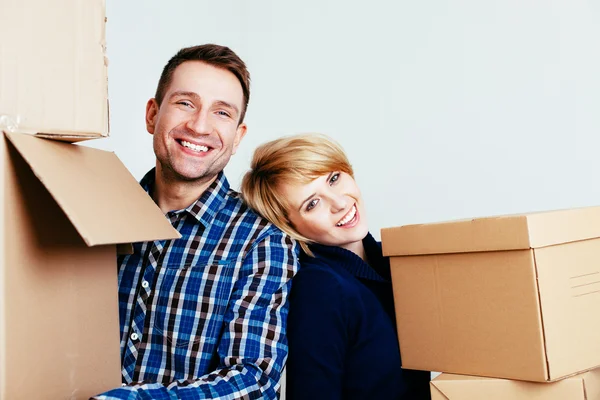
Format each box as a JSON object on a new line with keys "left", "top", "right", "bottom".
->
{"left": 299, "top": 193, "right": 316, "bottom": 211}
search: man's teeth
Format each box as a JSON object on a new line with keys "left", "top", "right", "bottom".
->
{"left": 337, "top": 205, "right": 357, "bottom": 227}
{"left": 181, "top": 140, "right": 208, "bottom": 152}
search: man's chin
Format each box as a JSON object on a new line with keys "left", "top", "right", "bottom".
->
{"left": 158, "top": 166, "right": 213, "bottom": 184}
{"left": 158, "top": 156, "right": 229, "bottom": 184}
{"left": 174, "top": 171, "right": 215, "bottom": 183}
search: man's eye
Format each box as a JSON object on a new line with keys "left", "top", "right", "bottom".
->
{"left": 177, "top": 101, "right": 192, "bottom": 108}
{"left": 216, "top": 110, "right": 231, "bottom": 117}
{"left": 329, "top": 173, "right": 340, "bottom": 185}
{"left": 306, "top": 199, "right": 319, "bottom": 211}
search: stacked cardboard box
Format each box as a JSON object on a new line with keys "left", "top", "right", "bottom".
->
{"left": 428, "top": 371, "right": 600, "bottom": 399}
{"left": 0, "top": 1, "right": 180, "bottom": 399}
{"left": 381, "top": 207, "right": 600, "bottom": 398}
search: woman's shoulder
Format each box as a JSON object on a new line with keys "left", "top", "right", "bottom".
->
{"left": 289, "top": 256, "right": 365, "bottom": 324}
{"left": 293, "top": 254, "right": 362, "bottom": 297}
{"left": 296, "top": 255, "right": 343, "bottom": 281}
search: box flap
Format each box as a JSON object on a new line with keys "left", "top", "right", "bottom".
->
{"left": 382, "top": 207, "right": 600, "bottom": 256}
{"left": 431, "top": 373, "right": 586, "bottom": 399}
{"left": 4, "top": 132, "right": 180, "bottom": 246}
{"left": 0, "top": 0, "right": 108, "bottom": 137}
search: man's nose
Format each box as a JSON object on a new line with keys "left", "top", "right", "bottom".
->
{"left": 186, "top": 110, "right": 212, "bottom": 134}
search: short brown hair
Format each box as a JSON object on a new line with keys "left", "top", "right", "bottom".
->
{"left": 241, "top": 133, "right": 354, "bottom": 255}
{"left": 155, "top": 44, "right": 251, "bottom": 123}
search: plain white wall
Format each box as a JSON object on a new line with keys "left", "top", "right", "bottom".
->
{"left": 89, "top": 0, "right": 600, "bottom": 239}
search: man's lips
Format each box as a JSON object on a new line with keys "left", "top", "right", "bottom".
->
{"left": 175, "top": 138, "right": 215, "bottom": 154}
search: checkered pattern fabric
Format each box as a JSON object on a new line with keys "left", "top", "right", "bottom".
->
{"left": 93, "top": 170, "right": 299, "bottom": 400}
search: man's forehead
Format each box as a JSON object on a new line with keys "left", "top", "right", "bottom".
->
{"left": 167, "top": 61, "right": 243, "bottom": 103}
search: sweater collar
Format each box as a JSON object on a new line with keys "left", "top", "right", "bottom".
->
{"left": 306, "top": 233, "right": 390, "bottom": 282}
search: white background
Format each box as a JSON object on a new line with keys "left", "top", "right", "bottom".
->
{"left": 90, "top": 0, "right": 600, "bottom": 239}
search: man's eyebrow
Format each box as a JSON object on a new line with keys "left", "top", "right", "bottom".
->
{"left": 213, "top": 100, "right": 239, "bottom": 115}
{"left": 169, "top": 91, "right": 201, "bottom": 101}
{"left": 169, "top": 92, "right": 240, "bottom": 115}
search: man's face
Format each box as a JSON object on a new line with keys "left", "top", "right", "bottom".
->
{"left": 146, "top": 61, "right": 247, "bottom": 184}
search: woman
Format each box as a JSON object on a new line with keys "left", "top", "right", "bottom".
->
{"left": 241, "top": 134, "right": 431, "bottom": 400}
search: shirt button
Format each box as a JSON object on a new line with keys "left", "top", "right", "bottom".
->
{"left": 131, "top": 333, "right": 139, "bottom": 341}
{"left": 141, "top": 280, "right": 149, "bottom": 288}
{"left": 121, "top": 383, "right": 126, "bottom": 387}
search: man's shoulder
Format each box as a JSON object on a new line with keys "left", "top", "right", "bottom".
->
{"left": 223, "top": 188, "right": 291, "bottom": 241}
{"left": 221, "top": 189, "right": 299, "bottom": 269}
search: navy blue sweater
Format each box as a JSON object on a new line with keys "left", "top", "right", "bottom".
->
{"left": 286, "top": 233, "right": 431, "bottom": 400}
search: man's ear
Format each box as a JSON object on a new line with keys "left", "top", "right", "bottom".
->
{"left": 145, "top": 98, "right": 159, "bottom": 134}
{"left": 231, "top": 123, "right": 247, "bottom": 155}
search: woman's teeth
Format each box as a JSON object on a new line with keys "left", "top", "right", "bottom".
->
{"left": 181, "top": 140, "right": 208, "bottom": 152}
{"left": 337, "top": 205, "right": 357, "bottom": 227}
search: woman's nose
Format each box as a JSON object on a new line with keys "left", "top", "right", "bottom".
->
{"left": 330, "top": 194, "right": 347, "bottom": 213}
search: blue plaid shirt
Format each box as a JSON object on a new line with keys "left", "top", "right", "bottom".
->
{"left": 94, "top": 169, "right": 299, "bottom": 400}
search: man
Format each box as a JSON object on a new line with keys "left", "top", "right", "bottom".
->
{"left": 94, "top": 44, "right": 299, "bottom": 399}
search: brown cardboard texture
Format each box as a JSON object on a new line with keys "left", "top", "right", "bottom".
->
{"left": 430, "top": 370, "right": 600, "bottom": 400}
{"left": 0, "top": 132, "right": 180, "bottom": 400}
{"left": 0, "top": 0, "right": 108, "bottom": 139}
{"left": 381, "top": 207, "right": 600, "bottom": 382}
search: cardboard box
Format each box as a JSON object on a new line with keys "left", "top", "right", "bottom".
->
{"left": 381, "top": 207, "right": 600, "bottom": 382}
{"left": 0, "top": 0, "right": 108, "bottom": 139}
{"left": 0, "top": 131, "right": 180, "bottom": 399}
{"left": 430, "top": 370, "right": 600, "bottom": 399}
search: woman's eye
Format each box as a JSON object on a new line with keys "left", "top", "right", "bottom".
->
{"left": 329, "top": 173, "right": 340, "bottom": 185}
{"left": 306, "top": 199, "right": 319, "bottom": 211}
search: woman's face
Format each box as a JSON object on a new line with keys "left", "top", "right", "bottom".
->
{"left": 280, "top": 171, "right": 368, "bottom": 251}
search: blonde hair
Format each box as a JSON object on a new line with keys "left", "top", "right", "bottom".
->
{"left": 241, "top": 133, "right": 354, "bottom": 255}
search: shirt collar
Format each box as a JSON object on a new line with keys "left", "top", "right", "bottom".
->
{"left": 306, "top": 233, "right": 390, "bottom": 282}
{"left": 140, "top": 168, "right": 231, "bottom": 228}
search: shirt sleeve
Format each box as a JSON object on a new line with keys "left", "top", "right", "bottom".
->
{"left": 285, "top": 267, "right": 355, "bottom": 400}
{"left": 91, "top": 231, "right": 299, "bottom": 400}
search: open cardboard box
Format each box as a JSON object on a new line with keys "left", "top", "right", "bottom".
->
{"left": 0, "top": 1, "right": 181, "bottom": 398}
{"left": 430, "top": 369, "right": 600, "bottom": 400}
{"left": 0, "top": 132, "right": 180, "bottom": 399}
{"left": 382, "top": 207, "right": 600, "bottom": 382}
